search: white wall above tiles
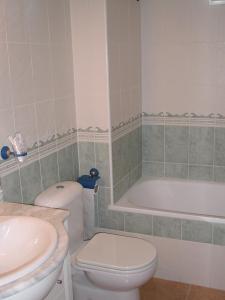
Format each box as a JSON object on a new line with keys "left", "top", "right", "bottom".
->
{"left": 0, "top": 0, "right": 77, "bottom": 151}
{"left": 141, "top": 0, "right": 225, "bottom": 115}
{"left": 70, "top": 0, "right": 110, "bottom": 131}
{"left": 107, "top": 0, "right": 142, "bottom": 129}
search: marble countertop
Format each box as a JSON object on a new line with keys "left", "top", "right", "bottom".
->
{"left": 0, "top": 202, "right": 70, "bottom": 299}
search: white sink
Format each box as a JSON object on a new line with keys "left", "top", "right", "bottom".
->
{"left": 0, "top": 216, "right": 57, "bottom": 286}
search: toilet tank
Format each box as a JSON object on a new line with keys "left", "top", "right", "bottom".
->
{"left": 35, "top": 181, "right": 84, "bottom": 254}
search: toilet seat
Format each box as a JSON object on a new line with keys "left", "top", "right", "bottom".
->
{"left": 75, "top": 233, "right": 157, "bottom": 273}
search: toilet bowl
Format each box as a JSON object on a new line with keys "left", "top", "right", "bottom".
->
{"left": 35, "top": 182, "right": 157, "bottom": 300}
{"left": 72, "top": 233, "right": 157, "bottom": 299}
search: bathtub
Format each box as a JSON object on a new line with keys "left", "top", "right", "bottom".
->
{"left": 107, "top": 178, "right": 225, "bottom": 290}
{"left": 111, "top": 178, "right": 225, "bottom": 223}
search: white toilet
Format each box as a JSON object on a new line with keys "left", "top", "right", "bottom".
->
{"left": 35, "top": 181, "right": 157, "bottom": 300}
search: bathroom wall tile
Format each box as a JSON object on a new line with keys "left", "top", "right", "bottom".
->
{"left": 94, "top": 193, "right": 99, "bottom": 227}
{"left": 58, "top": 144, "right": 75, "bottom": 181}
{"left": 40, "top": 152, "right": 59, "bottom": 190}
{"left": 97, "top": 186, "right": 111, "bottom": 213}
{"left": 36, "top": 100, "right": 56, "bottom": 144}
{"left": 0, "top": 109, "right": 15, "bottom": 146}
{"left": 24, "top": 0, "right": 50, "bottom": 44}
{"left": 125, "top": 213, "right": 153, "bottom": 235}
{"left": 31, "top": 44, "right": 53, "bottom": 102}
{"left": 153, "top": 216, "right": 181, "bottom": 239}
{"left": 20, "top": 161, "right": 42, "bottom": 204}
{"left": 128, "top": 128, "right": 140, "bottom": 170}
{"left": 213, "top": 223, "right": 225, "bottom": 246}
{"left": 98, "top": 187, "right": 125, "bottom": 230}
{"left": 0, "top": 1, "right": 6, "bottom": 42}
{"left": 14, "top": 104, "right": 38, "bottom": 150}
{"left": 214, "top": 166, "right": 225, "bottom": 182}
{"left": 129, "top": 164, "right": 142, "bottom": 188}
{"left": 95, "top": 143, "right": 110, "bottom": 187}
{"left": 215, "top": 127, "right": 225, "bottom": 166}
{"left": 182, "top": 220, "right": 212, "bottom": 244}
{"left": 78, "top": 142, "right": 95, "bottom": 175}
{"left": 143, "top": 125, "right": 164, "bottom": 162}
{"left": 112, "top": 139, "right": 121, "bottom": 184}
{"left": 113, "top": 175, "right": 129, "bottom": 203}
{"left": 55, "top": 97, "right": 73, "bottom": 136}
{"left": 142, "top": 162, "right": 164, "bottom": 177}
{"left": 112, "top": 135, "right": 129, "bottom": 183}
{"left": 1, "top": 170, "right": 22, "bottom": 203}
{"left": 71, "top": 143, "right": 79, "bottom": 181}
{"left": 165, "top": 163, "right": 188, "bottom": 179}
{"left": 0, "top": 44, "right": 12, "bottom": 110}
{"left": 5, "top": 0, "right": 28, "bottom": 42}
{"left": 137, "top": 126, "right": 143, "bottom": 164}
{"left": 99, "top": 210, "right": 124, "bottom": 231}
{"left": 8, "top": 44, "right": 33, "bottom": 106}
{"left": 189, "top": 165, "right": 213, "bottom": 181}
{"left": 165, "top": 126, "right": 188, "bottom": 164}
{"left": 120, "top": 133, "right": 130, "bottom": 176}
{"left": 51, "top": 45, "right": 74, "bottom": 99}
{"left": 47, "top": 0, "right": 66, "bottom": 44}
{"left": 189, "top": 127, "right": 214, "bottom": 165}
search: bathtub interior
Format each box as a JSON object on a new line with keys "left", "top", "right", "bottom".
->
{"left": 116, "top": 177, "right": 225, "bottom": 218}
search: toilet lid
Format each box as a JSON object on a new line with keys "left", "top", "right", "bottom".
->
{"left": 76, "top": 233, "right": 157, "bottom": 271}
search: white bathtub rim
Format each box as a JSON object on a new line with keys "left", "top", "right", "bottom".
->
{"left": 109, "top": 202, "right": 225, "bottom": 224}
{"left": 111, "top": 176, "right": 225, "bottom": 223}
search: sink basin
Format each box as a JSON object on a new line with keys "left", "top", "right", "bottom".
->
{"left": 0, "top": 216, "right": 57, "bottom": 286}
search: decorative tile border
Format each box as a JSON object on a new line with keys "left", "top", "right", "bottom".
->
{"left": 112, "top": 113, "right": 142, "bottom": 141}
{"left": 0, "top": 129, "right": 78, "bottom": 177}
{"left": 143, "top": 112, "right": 225, "bottom": 127}
{"left": 111, "top": 112, "right": 225, "bottom": 141}
{"left": 77, "top": 127, "right": 109, "bottom": 143}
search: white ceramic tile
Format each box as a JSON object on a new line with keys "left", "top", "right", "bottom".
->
{"left": 141, "top": 0, "right": 225, "bottom": 115}
{"left": 0, "top": 44, "right": 12, "bottom": 110}
{"left": 14, "top": 104, "right": 38, "bottom": 149}
{"left": 47, "top": 0, "right": 66, "bottom": 44}
{"left": 8, "top": 43, "right": 33, "bottom": 106}
{"left": 119, "top": 42, "right": 129, "bottom": 90}
{"left": 110, "top": 91, "right": 121, "bottom": 127}
{"left": 190, "top": 43, "right": 220, "bottom": 86}
{"left": 190, "top": 0, "right": 225, "bottom": 43}
{"left": 36, "top": 100, "right": 56, "bottom": 144}
{"left": 108, "top": 41, "right": 120, "bottom": 94}
{"left": 51, "top": 45, "right": 74, "bottom": 99}
{"left": 55, "top": 97, "right": 72, "bottom": 136}
{"left": 31, "top": 44, "right": 53, "bottom": 102}
{"left": 106, "top": 0, "right": 121, "bottom": 44}
{"left": 71, "top": 0, "right": 110, "bottom": 130}
{"left": 5, "top": 0, "right": 28, "bottom": 42}
{"left": 0, "top": 109, "right": 15, "bottom": 146}
{"left": 162, "top": 0, "right": 192, "bottom": 43}
{"left": 120, "top": 89, "right": 130, "bottom": 122}
{"left": 0, "top": 0, "right": 6, "bottom": 42}
{"left": 64, "top": 0, "right": 73, "bottom": 45}
{"left": 23, "top": 0, "right": 50, "bottom": 44}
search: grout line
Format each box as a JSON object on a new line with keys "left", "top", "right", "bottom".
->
{"left": 212, "top": 223, "right": 214, "bottom": 244}
{"left": 163, "top": 116, "right": 166, "bottom": 176}
{"left": 212, "top": 118, "right": 216, "bottom": 180}
{"left": 181, "top": 219, "right": 183, "bottom": 240}
{"left": 187, "top": 116, "right": 190, "bottom": 179}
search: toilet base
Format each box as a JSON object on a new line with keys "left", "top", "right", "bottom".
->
{"left": 73, "top": 270, "right": 140, "bottom": 300}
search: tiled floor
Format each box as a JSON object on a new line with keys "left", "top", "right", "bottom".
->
{"left": 140, "top": 278, "right": 225, "bottom": 300}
